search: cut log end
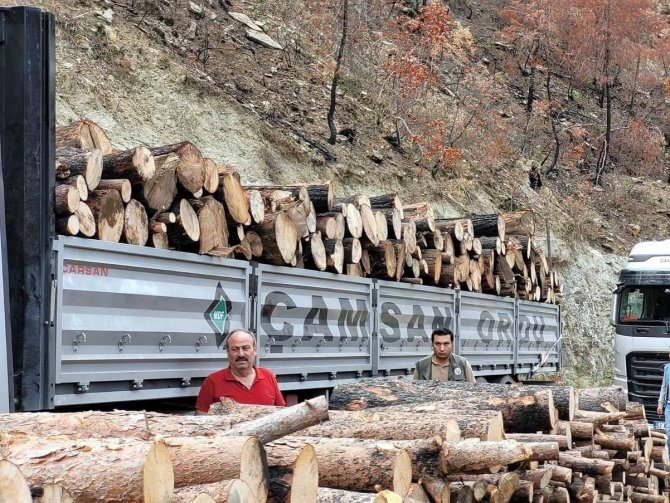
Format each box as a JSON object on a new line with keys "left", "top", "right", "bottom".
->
{"left": 124, "top": 199, "right": 149, "bottom": 246}
{"left": 393, "top": 449, "right": 413, "bottom": 498}
{"left": 143, "top": 440, "right": 174, "bottom": 503}
{"left": 0, "top": 459, "right": 32, "bottom": 503}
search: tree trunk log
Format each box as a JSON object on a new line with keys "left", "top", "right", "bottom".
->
{"left": 56, "top": 215, "right": 80, "bottom": 236}
{"left": 0, "top": 434, "right": 174, "bottom": 503}
{"left": 524, "top": 386, "right": 576, "bottom": 421}
{"left": 359, "top": 203, "right": 380, "bottom": 245}
{"left": 167, "top": 199, "right": 200, "bottom": 244}
{"left": 147, "top": 142, "right": 204, "bottom": 195}
{"left": 54, "top": 184, "right": 80, "bottom": 216}
{"left": 87, "top": 189, "right": 124, "bottom": 242}
{"left": 102, "top": 146, "right": 155, "bottom": 185}
{"left": 329, "top": 379, "right": 556, "bottom": 433}
{"left": 369, "top": 193, "right": 403, "bottom": 211}
{"left": 56, "top": 147, "right": 103, "bottom": 190}
{"left": 0, "top": 459, "right": 32, "bottom": 503}
{"left": 445, "top": 472, "right": 518, "bottom": 502}
{"left": 123, "top": 199, "right": 149, "bottom": 246}
{"left": 97, "top": 179, "right": 132, "bottom": 203}
{"left": 139, "top": 153, "right": 178, "bottom": 211}
{"left": 189, "top": 196, "right": 229, "bottom": 255}
{"left": 365, "top": 241, "right": 397, "bottom": 280}
{"left": 56, "top": 119, "right": 113, "bottom": 155}
{"left": 403, "top": 203, "right": 435, "bottom": 233}
{"left": 216, "top": 168, "right": 250, "bottom": 225}
{"left": 440, "top": 440, "right": 534, "bottom": 473}
{"left": 506, "top": 433, "right": 570, "bottom": 450}
{"left": 303, "top": 233, "right": 327, "bottom": 271}
{"left": 375, "top": 210, "right": 389, "bottom": 241}
{"left": 577, "top": 387, "right": 627, "bottom": 413}
{"left": 470, "top": 214, "right": 505, "bottom": 240}
{"left": 572, "top": 410, "right": 626, "bottom": 426}
{"left": 316, "top": 214, "right": 342, "bottom": 240}
{"left": 501, "top": 211, "right": 535, "bottom": 236}
{"left": 317, "top": 488, "right": 402, "bottom": 503}
{"left": 422, "top": 249, "right": 443, "bottom": 285}
{"left": 435, "top": 219, "right": 464, "bottom": 242}
{"left": 323, "top": 238, "right": 345, "bottom": 274}
{"left": 558, "top": 452, "right": 614, "bottom": 475}
{"left": 420, "top": 475, "right": 450, "bottom": 503}
{"left": 280, "top": 436, "right": 412, "bottom": 497}
{"left": 265, "top": 443, "right": 318, "bottom": 503}
{"left": 343, "top": 237, "right": 362, "bottom": 264}
{"left": 344, "top": 204, "right": 364, "bottom": 239}
{"left": 594, "top": 431, "right": 637, "bottom": 451}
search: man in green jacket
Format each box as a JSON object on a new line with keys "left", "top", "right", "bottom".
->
{"left": 413, "top": 328, "right": 476, "bottom": 382}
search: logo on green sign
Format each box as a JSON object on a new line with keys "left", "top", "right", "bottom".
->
{"left": 205, "top": 282, "right": 232, "bottom": 348}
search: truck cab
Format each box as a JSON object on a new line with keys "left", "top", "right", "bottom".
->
{"left": 612, "top": 239, "right": 670, "bottom": 420}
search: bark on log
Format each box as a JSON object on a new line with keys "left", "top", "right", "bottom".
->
{"left": 446, "top": 473, "right": 519, "bottom": 502}
{"left": 280, "top": 436, "right": 412, "bottom": 497}
{"left": 316, "top": 213, "right": 342, "bottom": 240}
{"left": 303, "top": 233, "right": 327, "bottom": 271}
{"left": 324, "top": 238, "right": 345, "bottom": 274}
{"left": 594, "top": 431, "right": 637, "bottom": 451}
{"left": 97, "top": 179, "right": 132, "bottom": 203}
{"left": 265, "top": 443, "right": 318, "bottom": 503}
{"left": 572, "top": 410, "right": 627, "bottom": 426}
{"left": 422, "top": 249, "right": 443, "bottom": 285}
{"left": 172, "top": 479, "right": 255, "bottom": 503}
{"left": 403, "top": 203, "right": 436, "bottom": 233}
{"left": 506, "top": 433, "right": 570, "bottom": 450}
{"left": 440, "top": 440, "right": 534, "bottom": 473}
{"left": 55, "top": 147, "right": 103, "bottom": 190}
{"left": 577, "top": 387, "right": 627, "bottom": 413}
{"left": 102, "top": 146, "right": 156, "bottom": 184}
{"left": 151, "top": 231, "right": 169, "bottom": 249}
{"left": 290, "top": 182, "right": 333, "bottom": 213}
{"left": 369, "top": 193, "right": 403, "bottom": 211}
{"left": 556, "top": 420, "right": 592, "bottom": 440}
{"left": 216, "top": 168, "right": 250, "bottom": 225}
{"left": 375, "top": 211, "right": 389, "bottom": 242}
{"left": 365, "top": 241, "right": 397, "bottom": 280}
{"left": 167, "top": 199, "right": 200, "bottom": 244}
{"left": 420, "top": 475, "right": 450, "bottom": 503}
{"left": 525, "top": 386, "right": 576, "bottom": 421}
{"left": 244, "top": 189, "right": 265, "bottom": 225}
{"left": 54, "top": 184, "right": 80, "bottom": 216}
{"left": 329, "top": 379, "right": 556, "bottom": 433}
{"left": 435, "top": 219, "right": 464, "bottom": 242}
{"left": 56, "top": 119, "right": 113, "bottom": 155}
{"left": 449, "top": 483, "right": 475, "bottom": 503}
{"left": 343, "top": 238, "right": 362, "bottom": 264}
{"left": 246, "top": 186, "right": 310, "bottom": 214}
{"left": 470, "top": 214, "right": 505, "bottom": 240}
{"left": 73, "top": 201, "right": 96, "bottom": 237}
{"left": 123, "top": 199, "right": 149, "bottom": 246}
{"left": 511, "top": 480, "right": 533, "bottom": 503}
{"left": 56, "top": 215, "right": 80, "bottom": 236}
{"left": 501, "top": 211, "right": 535, "bottom": 236}
{"left": 140, "top": 153, "right": 178, "bottom": 211}
{"left": 558, "top": 452, "right": 614, "bottom": 475}
{"left": 255, "top": 211, "right": 298, "bottom": 265}
{"left": 87, "top": 189, "right": 124, "bottom": 242}
{"left": 0, "top": 434, "right": 174, "bottom": 503}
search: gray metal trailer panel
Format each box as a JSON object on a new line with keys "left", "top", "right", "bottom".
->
{"left": 52, "top": 237, "right": 250, "bottom": 407}
{"left": 516, "top": 299, "right": 561, "bottom": 372}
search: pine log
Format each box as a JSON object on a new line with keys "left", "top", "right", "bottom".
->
{"left": 365, "top": 240, "right": 397, "bottom": 280}
{"left": 521, "top": 468, "right": 554, "bottom": 490}
{"left": 152, "top": 212, "right": 176, "bottom": 229}
{"left": 361, "top": 248, "right": 372, "bottom": 275}
{"left": 64, "top": 174, "right": 89, "bottom": 201}
{"left": 304, "top": 233, "right": 327, "bottom": 271}
{"left": 525, "top": 386, "right": 576, "bottom": 421}
{"left": 148, "top": 142, "right": 204, "bottom": 195}
{"left": 524, "top": 441, "right": 561, "bottom": 461}
{"left": 558, "top": 452, "right": 614, "bottom": 475}
{"left": 323, "top": 238, "right": 345, "bottom": 273}
{"left": 380, "top": 208, "right": 403, "bottom": 240}
{"left": 421, "top": 475, "right": 450, "bottom": 503}
{"left": 0, "top": 459, "right": 31, "bottom": 503}
{"left": 506, "top": 433, "right": 570, "bottom": 450}
{"left": 139, "top": 153, "right": 178, "bottom": 211}
{"left": 470, "top": 214, "right": 505, "bottom": 240}
{"left": 435, "top": 219, "right": 464, "bottom": 242}
{"left": 246, "top": 186, "right": 310, "bottom": 214}
{"left": 343, "top": 237, "right": 362, "bottom": 264}
{"left": 55, "top": 145, "right": 104, "bottom": 190}
{"left": 369, "top": 193, "right": 403, "bottom": 212}
{"left": 449, "top": 483, "right": 475, "bottom": 503}
{"left": 445, "top": 472, "right": 518, "bottom": 502}
{"left": 511, "top": 480, "right": 533, "bottom": 503}
{"left": 151, "top": 231, "right": 169, "bottom": 249}
{"left": 167, "top": 199, "right": 200, "bottom": 244}
{"left": 216, "top": 168, "right": 250, "bottom": 225}
{"left": 254, "top": 211, "right": 298, "bottom": 265}
{"left": 344, "top": 203, "right": 364, "bottom": 239}
{"left": 629, "top": 494, "right": 667, "bottom": 503}
{"left": 556, "top": 420, "right": 593, "bottom": 440}
{"left": 102, "top": 146, "right": 155, "bottom": 184}
{"left": 334, "top": 195, "right": 371, "bottom": 211}
{"left": 422, "top": 249, "right": 443, "bottom": 285}
{"left": 572, "top": 410, "right": 627, "bottom": 426}
{"left": 501, "top": 211, "right": 535, "bottom": 236}
{"left": 281, "top": 436, "right": 412, "bottom": 496}
{"left": 358, "top": 204, "right": 380, "bottom": 245}
{"left": 650, "top": 445, "right": 669, "bottom": 464}
{"left": 440, "top": 440, "right": 533, "bottom": 473}
{"left": 1, "top": 434, "right": 174, "bottom": 503}
{"left": 330, "top": 379, "right": 555, "bottom": 433}
{"left": 375, "top": 211, "right": 389, "bottom": 242}
{"left": 242, "top": 188, "right": 265, "bottom": 225}
{"left": 265, "top": 443, "right": 318, "bottom": 503}
{"left": 33, "top": 483, "right": 76, "bottom": 503}
{"left": 96, "top": 178, "right": 132, "bottom": 203}
{"left": 316, "top": 488, "right": 402, "bottom": 503}
{"left": 479, "top": 236, "right": 502, "bottom": 255}
{"left": 87, "top": 189, "right": 124, "bottom": 242}
{"left": 123, "top": 199, "right": 149, "bottom": 246}
{"left": 266, "top": 182, "right": 332, "bottom": 213}
{"left": 315, "top": 213, "right": 344, "bottom": 240}
{"left": 577, "top": 387, "right": 627, "bottom": 413}
{"left": 189, "top": 196, "right": 229, "bottom": 255}
{"left": 54, "top": 184, "right": 80, "bottom": 216}
{"left": 56, "top": 215, "right": 80, "bottom": 236}
{"left": 407, "top": 482, "right": 431, "bottom": 502}
{"left": 594, "top": 431, "right": 637, "bottom": 451}
{"left": 626, "top": 402, "right": 647, "bottom": 421}
{"left": 56, "top": 119, "right": 113, "bottom": 155}
{"left": 403, "top": 203, "right": 436, "bottom": 233}
{"left": 172, "top": 479, "right": 255, "bottom": 503}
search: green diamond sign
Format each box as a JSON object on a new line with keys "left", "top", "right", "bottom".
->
{"left": 205, "top": 282, "right": 232, "bottom": 348}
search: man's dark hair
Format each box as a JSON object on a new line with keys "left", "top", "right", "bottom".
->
{"left": 431, "top": 328, "right": 454, "bottom": 343}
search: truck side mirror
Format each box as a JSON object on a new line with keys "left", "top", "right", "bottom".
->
{"left": 610, "top": 291, "right": 620, "bottom": 326}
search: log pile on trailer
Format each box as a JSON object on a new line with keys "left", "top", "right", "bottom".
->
{"left": 52, "top": 119, "right": 561, "bottom": 303}
{"left": 0, "top": 382, "right": 667, "bottom": 502}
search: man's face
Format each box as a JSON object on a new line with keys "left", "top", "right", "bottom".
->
{"left": 432, "top": 334, "right": 453, "bottom": 359}
{"left": 226, "top": 331, "right": 257, "bottom": 373}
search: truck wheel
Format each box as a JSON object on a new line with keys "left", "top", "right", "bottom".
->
{"left": 475, "top": 377, "right": 488, "bottom": 384}
{"left": 497, "top": 375, "right": 515, "bottom": 384}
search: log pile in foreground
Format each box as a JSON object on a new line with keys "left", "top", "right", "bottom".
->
{"left": 0, "top": 381, "right": 665, "bottom": 502}
{"left": 52, "top": 119, "right": 560, "bottom": 303}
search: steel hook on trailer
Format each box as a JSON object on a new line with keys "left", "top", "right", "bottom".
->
{"left": 195, "top": 335, "right": 208, "bottom": 351}
{"left": 159, "top": 335, "right": 172, "bottom": 352}
{"left": 118, "top": 333, "right": 132, "bottom": 352}
{"left": 72, "top": 333, "right": 87, "bottom": 353}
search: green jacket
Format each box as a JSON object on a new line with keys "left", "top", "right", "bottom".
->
{"left": 414, "top": 353, "right": 468, "bottom": 381}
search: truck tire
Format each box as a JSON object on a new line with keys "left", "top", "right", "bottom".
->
{"left": 497, "top": 375, "right": 515, "bottom": 384}
{"left": 475, "top": 377, "right": 488, "bottom": 384}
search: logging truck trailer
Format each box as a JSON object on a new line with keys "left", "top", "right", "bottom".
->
{"left": 612, "top": 239, "right": 670, "bottom": 424}
{"left": 0, "top": 6, "right": 562, "bottom": 412}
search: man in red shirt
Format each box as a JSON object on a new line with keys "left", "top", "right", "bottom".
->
{"left": 195, "top": 329, "right": 285, "bottom": 414}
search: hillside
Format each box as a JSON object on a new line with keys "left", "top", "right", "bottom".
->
{"left": 19, "top": 0, "right": 670, "bottom": 385}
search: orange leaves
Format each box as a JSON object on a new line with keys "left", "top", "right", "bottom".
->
{"left": 408, "top": 4, "right": 451, "bottom": 57}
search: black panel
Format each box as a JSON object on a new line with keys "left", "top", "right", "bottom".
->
{"left": 0, "top": 7, "right": 55, "bottom": 410}
{"left": 626, "top": 351, "right": 665, "bottom": 421}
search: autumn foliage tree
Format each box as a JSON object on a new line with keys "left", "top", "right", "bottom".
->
{"left": 502, "top": 0, "right": 666, "bottom": 184}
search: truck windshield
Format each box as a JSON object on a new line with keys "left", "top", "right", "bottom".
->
{"left": 618, "top": 286, "right": 670, "bottom": 324}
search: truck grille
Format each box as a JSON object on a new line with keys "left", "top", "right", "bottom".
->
{"left": 626, "top": 352, "right": 666, "bottom": 421}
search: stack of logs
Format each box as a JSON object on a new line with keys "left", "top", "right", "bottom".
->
{"left": 0, "top": 380, "right": 665, "bottom": 502}
{"left": 54, "top": 119, "right": 561, "bottom": 304}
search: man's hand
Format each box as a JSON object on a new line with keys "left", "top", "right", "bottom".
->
{"left": 658, "top": 404, "right": 663, "bottom": 416}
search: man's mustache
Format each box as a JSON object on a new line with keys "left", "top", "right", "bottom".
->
{"left": 235, "top": 356, "right": 248, "bottom": 362}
